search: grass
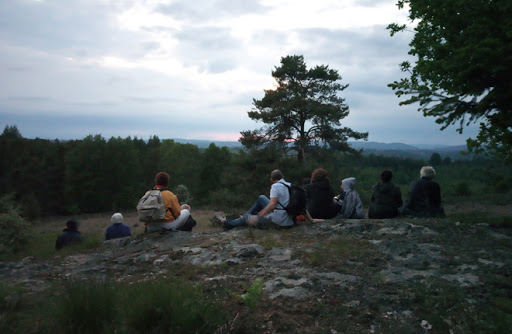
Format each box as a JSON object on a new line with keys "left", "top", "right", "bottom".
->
{"left": 3, "top": 276, "right": 226, "bottom": 333}
{"left": 0, "top": 230, "right": 105, "bottom": 262}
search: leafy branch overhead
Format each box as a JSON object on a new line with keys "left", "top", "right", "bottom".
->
{"left": 239, "top": 55, "right": 368, "bottom": 162}
{"left": 388, "top": 0, "right": 512, "bottom": 164}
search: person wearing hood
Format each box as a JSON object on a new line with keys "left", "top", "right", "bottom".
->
{"left": 304, "top": 168, "right": 340, "bottom": 219}
{"left": 105, "top": 212, "right": 131, "bottom": 240}
{"left": 368, "top": 169, "right": 403, "bottom": 219}
{"left": 402, "top": 166, "right": 445, "bottom": 217}
{"left": 336, "top": 177, "right": 365, "bottom": 219}
{"left": 55, "top": 219, "right": 83, "bottom": 250}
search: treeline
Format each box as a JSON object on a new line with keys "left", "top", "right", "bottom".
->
{"left": 1, "top": 126, "right": 510, "bottom": 219}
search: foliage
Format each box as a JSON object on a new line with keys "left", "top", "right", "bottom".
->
{"left": 198, "top": 143, "right": 231, "bottom": 203}
{"left": 429, "top": 152, "right": 442, "bottom": 166}
{"left": 388, "top": 0, "right": 512, "bottom": 164}
{"left": 453, "top": 182, "right": 471, "bottom": 197}
{"left": 0, "top": 194, "right": 31, "bottom": 255}
{"left": 124, "top": 279, "right": 224, "bottom": 333}
{"left": 1, "top": 125, "right": 22, "bottom": 138}
{"left": 238, "top": 279, "right": 265, "bottom": 310}
{"left": 1, "top": 123, "right": 511, "bottom": 219}
{"left": 240, "top": 55, "right": 368, "bottom": 162}
{"left": 53, "top": 278, "right": 120, "bottom": 333}
{"left": 173, "top": 184, "right": 192, "bottom": 204}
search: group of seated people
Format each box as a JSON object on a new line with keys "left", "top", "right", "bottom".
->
{"left": 55, "top": 171, "right": 195, "bottom": 250}
{"left": 303, "top": 165, "right": 444, "bottom": 220}
{"left": 215, "top": 166, "right": 444, "bottom": 230}
{"left": 55, "top": 212, "right": 133, "bottom": 250}
{"left": 55, "top": 167, "right": 445, "bottom": 249}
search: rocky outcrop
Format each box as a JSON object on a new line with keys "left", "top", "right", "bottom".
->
{"left": 1, "top": 218, "right": 511, "bottom": 333}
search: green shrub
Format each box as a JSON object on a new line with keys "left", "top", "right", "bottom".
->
{"left": 173, "top": 184, "right": 193, "bottom": 204}
{"left": 53, "top": 278, "right": 120, "bottom": 333}
{"left": 454, "top": 182, "right": 472, "bottom": 197}
{"left": 0, "top": 283, "right": 23, "bottom": 332}
{"left": 124, "top": 279, "right": 224, "bottom": 333}
{"left": 238, "top": 279, "right": 265, "bottom": 310}
{"left": 209, "top": 187, "right": 248, "bottom": 212}
{"left": 494, "top": 178, "right": 511, "bottom": 194}
{"left": 0, "top": 194, "right": 31, "bottom": 255}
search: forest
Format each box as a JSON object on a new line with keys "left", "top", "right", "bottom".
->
{"left": 1, "top": 125, "right": 511, "bottom": 220}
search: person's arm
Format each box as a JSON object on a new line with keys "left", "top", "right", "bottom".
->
{"left": 258, "top": 197, "right": 278, "bottom": 216}
{"left": 166, "top": 192, "right": 182, "bottom": 219}
{"left": 305, "top": 210, "right": 324, "bottom": 223}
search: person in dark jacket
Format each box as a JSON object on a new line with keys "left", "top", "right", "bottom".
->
{"left": 368, "top": 169, "right": 403, "bottom": 219}
{"left": 304, "top": 168, "right": 341, "bottom": 219}
{"left": 105, "top": 212, "right": 131, "bottom": 240}
{"left": 402, "top": 166, "right": 445, "bottom": 217}
{"left": 55, "top": 219, "right": 83, "bottom": 250}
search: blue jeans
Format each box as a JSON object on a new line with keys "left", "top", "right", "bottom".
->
{"left": 225, "top": 195, "right": 270, "bottom": 229}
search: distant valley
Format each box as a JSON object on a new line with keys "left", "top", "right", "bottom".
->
{"left": 172, "top": 139, "right": 472, "bottom": 160}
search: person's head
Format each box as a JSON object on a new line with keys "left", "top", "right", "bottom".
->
{"left": 66, "top": 219, "right": 80, "bottom": 230}
{"left": 420, "top": 166, "right": 436, "bottom": 179}
{"left": 341, "top": 177, "right": 356, "bottom": 192}
{"left": 303, "top": 177, "right": 311, "bottom": 186}
{"left": 270, "top": 169, "right": 283, "bottom": 182}
{"left": 380, "top": 169, "right": 393, "bottom": 183}
{"left": 311, "top": 168, "right": 329, "bottom": 183}
{"left": 111, "top": 212, "right": 123, "bottom": 224}
{"left": 155, "top": 171, "right": 170, "bottom": 187}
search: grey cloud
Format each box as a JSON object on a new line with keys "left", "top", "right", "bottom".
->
{"left": 0, "top": 1, "right": 148, "bottom": 61}
{"left": 157, "top": 0, "right": 269, "bottom": 22}
{"left": 357, "top": 0, "right": 398, "bottom": 7}
{"left": 175, "top": 26, "right": 242, "bottom": 72}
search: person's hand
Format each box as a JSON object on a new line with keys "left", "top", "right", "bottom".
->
{"left": 312, "top": 218, "right": 325, "bottom": 223}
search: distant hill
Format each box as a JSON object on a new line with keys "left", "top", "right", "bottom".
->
{"left": 171, "top": 138, "right": 471, "bottom": 160}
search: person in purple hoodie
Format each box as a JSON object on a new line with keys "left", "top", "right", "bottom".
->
{"left": 105, "top": 212, "right": 131, "bottom": 240}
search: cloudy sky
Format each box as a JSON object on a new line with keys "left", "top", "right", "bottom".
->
{"left": 0, "top": 0, "right": 479, "bottom": 146}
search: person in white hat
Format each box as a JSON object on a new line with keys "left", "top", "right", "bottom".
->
{"left": 105, "top": 212, "right": 131, "bottom": 240}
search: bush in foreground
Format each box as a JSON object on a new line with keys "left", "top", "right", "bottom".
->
{"left": 0, "top": 194, "right": 31, "bottom": 256}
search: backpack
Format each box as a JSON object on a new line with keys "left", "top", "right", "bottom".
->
{"left": 278, "top": 183, "right": 307, "bottom": 218}
{"left": 136, "top": 188, "right": 167, "bottom": 223}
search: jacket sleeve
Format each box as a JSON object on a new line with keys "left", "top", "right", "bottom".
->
{"left": 165, "top": 192, "right": 182, "bottom": 221}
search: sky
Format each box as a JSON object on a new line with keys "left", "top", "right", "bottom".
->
{"left": 0, "top": 0, "right": 480, "bottom": 146}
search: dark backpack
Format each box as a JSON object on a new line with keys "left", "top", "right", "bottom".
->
{"left": 278, "top": 183, "right": 307, "bottom": 218}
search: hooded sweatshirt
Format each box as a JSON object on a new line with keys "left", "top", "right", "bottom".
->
{"left": 368, "top": 181, "right": 403, "bottom": 219}
{"left": 336, "top": 177, "right": 364, "bottom": 219}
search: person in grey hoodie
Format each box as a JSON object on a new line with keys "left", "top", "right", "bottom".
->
{"left": 368, "top": 169, "right": 403, "bottom": 219}
{"left": 335, "top": 177, "right": 364, "bottom": 219}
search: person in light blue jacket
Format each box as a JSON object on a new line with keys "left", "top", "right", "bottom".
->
{"left": 335, "top": 177, "right": 364, "bottom": 219}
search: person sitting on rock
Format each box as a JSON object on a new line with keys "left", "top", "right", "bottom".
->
{"left": 368, "top": 169, "right": 403, "bottom": 219}
{"left": 105, "top": 212, "right": 131, "bottom": 240}
{"left": 146, "top": 171, "right": 192, "bottom": 233}
{"left": 335, "top": 177, "right": 365, "bottom": 219}
{"left": 215, "top": 169, "right": 322, "bottom": 229}
{"left": 55, "top": 219, "right": 83, "bottom": 250}
{"left": 304, "top": 168, "right": 341, "bottom": 219}
{"left": 402, "top": 166, "right": 445, "bottom": 217}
